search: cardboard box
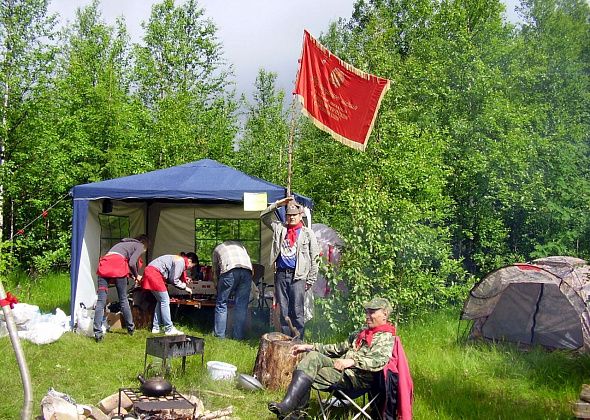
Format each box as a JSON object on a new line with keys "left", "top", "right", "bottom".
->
{"left": 106, "top": 312, "right": 123, "bottom": 330}
{"left": 192, "top": 280, "right": 216, "bottom": 296}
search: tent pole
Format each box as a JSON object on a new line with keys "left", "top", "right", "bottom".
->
{"left": 0, "top": 279, "right": 33, "bottom": 419}
{"left": 530, "top": 283, "right": 544, "bottom": 345}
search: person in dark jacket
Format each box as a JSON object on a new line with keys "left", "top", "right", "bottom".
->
{"left": 93, "top": 235, "right": 150, "bottom": 342}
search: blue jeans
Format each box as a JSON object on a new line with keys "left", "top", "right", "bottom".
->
{"left": 93, "top": 276, "right": 134, "bottom": 336}
{"left": 275, "top": 269, "right": 305, "bottom": 339}
{"left": 151, "top": 291, "right": 174, "bottom": 331}
{"left": 214, "top": 268, "right": 252, "bottom": 339}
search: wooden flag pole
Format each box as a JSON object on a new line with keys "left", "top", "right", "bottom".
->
{"left": 286, "top": 94, "right": 298, "bottom": 197}
{"left": 287, "top": 30, "right": 309, "bottom": 198}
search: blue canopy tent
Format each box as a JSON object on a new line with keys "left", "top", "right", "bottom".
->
{"left": 69, "top": 159, "right": 312, "bottom": 327}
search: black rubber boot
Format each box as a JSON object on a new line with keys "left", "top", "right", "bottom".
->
{"left": 297, "top": 386, "right": 310, "bottom": 410}
{"left": 268, "top": 370, "right": 313, "bottom": 417}
{"left": 286, "top": 388, "right": 311, "bottom": 419}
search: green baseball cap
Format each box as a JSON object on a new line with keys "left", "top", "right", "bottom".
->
{"left": 363, "top": 297, "right": 392, "bottom": 313}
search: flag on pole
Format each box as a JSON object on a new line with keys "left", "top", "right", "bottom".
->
{"left": 294, "top": 30, "right": 390, "bottom": 151}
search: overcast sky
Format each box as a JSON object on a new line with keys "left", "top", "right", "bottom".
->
{"left": 48, "top": 0, "right": 519, "bottom": 103}
{"left": 48, "top": 0, "right": 357, "bottom": 103}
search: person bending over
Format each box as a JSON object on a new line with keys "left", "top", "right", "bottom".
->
{"left": 141, "top": 252, "right": 197, "bottom": 335}
{"left": 93, "top": 234, "right": 150, "bottom": 342}
{"left": 212, "top": 240, "right": 253, "bottom": 339}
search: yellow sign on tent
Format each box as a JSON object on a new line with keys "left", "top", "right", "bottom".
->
{"left": 243, "top": 192, "right": 268, "bottom": 211}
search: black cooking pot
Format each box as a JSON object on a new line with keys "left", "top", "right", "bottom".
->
{"left": 137, "top": 374, "right": 173, "bottom": 397}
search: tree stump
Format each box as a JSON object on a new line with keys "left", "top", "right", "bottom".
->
{"left": 253, "top": 332, "right": 304, "bottom": 390}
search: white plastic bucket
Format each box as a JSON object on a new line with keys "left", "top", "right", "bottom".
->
{"left": 207, "top": 361, "right": 237, "bottom": 380}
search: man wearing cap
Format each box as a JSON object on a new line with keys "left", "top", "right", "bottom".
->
{"left": 269, "top": 297, "right": 400, "bottom": 419}
{"left": 261, "top": 196, "right": 320, "bottom": 339}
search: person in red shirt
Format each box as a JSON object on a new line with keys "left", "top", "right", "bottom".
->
{"left": 141, "top": 252, "right": 197, "bottom": 335}
{"left": 93, "top": 235, "right": 150, "bottom": 342}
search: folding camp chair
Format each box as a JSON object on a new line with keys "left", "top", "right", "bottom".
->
{"left": 314, "top": 373, "right": 383, "bottom": 420}
{"left": 315, "top": 387, "right": 380, "bottom": 420}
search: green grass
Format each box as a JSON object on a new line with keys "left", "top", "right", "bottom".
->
{"left": 1, "top": 272, "right": 588, "bottom": 419}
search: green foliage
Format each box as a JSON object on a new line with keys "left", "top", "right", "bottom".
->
{"left": 295, "top": 0, "right": 590, "bottom": 323}
{"left": 318, "top": 180, "right": 471, "bottom": 332}
{"left": 0, "top": 240, "right": 19, "bottom": 275}
{"left": 30, "top": 235, "right": 70, "bottom": 276}
{"left": 235, "top": 69, "right": 290, "bottom": 185}
{"left": 1, "top": 0, "right": 239, "bottom": 270}
{"left": 0, "top": 0, "right": 60, "bottom": 268}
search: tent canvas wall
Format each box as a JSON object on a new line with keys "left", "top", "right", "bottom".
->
{"left": 69, "top": 159, "right": 312, "bottom": 327}
{"left": 461, "top": 256, "right": 590, "bottom": 351}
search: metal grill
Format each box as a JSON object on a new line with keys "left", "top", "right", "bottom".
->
{"left": 118, "top": 388, "right": 196, "bottom": 416}
{"left": 144, "top": 335, "right": 205, "bottom": 375}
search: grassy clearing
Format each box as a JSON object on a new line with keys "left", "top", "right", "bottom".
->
{"left": 1, "top": 272, "right": 588, "bottom": 419}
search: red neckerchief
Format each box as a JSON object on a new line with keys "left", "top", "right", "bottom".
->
{"left": 286, "top": 221, "right": 303, "bottom": 247}
{"left": 355, "top": 323, "right": 396, "bottom": 347}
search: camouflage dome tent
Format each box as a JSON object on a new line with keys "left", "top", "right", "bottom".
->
{"left": 461, "top": 256, "right": 590, "bottom": 351}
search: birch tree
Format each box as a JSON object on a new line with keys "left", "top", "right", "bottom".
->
{"left": 0, "top": 0, "right": 56, "bottom": 241}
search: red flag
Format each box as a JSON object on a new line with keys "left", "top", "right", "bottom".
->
{"left": 294, "top": 30, "right": 390, "bottom": 151}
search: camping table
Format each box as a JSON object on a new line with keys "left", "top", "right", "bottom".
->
{"left": 169, "top": 297, "right": 216, "bottom": 309}
{"left": 169, "top": 297, "right": 219, "bottom": 319}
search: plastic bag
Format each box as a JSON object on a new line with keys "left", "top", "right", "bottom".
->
{"left": 75, "top": 304, "right": 95, "bottom": 337}
{"left": 2, "top": 303, "right": 41, "bottom": 328}
{"left": 1, "top": 303, "right": 69, "bottom": 344}
{"left": 18, "top": 322, "right": 67, "bottom": 345}
{"left": 41, "top": 388, "right": 78, "bottom": 420}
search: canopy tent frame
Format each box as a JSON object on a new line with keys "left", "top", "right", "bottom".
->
{"left": 69, "top": 159, "right": 312, "bottom": 328}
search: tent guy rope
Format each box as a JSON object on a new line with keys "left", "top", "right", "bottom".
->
{"left": 8, "top": 193, "right": 69, "bottom": 241}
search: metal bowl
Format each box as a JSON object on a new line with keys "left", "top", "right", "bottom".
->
{"left": 236, "top": 373, "right": 264, "bottom": 391}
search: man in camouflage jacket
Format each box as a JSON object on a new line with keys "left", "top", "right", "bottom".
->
{"left": 269, "top": 297, "right": 396, "bottom": 419}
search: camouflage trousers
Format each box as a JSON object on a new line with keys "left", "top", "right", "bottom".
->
{"left": 296, "top": 351, "right": 374, "bottom": 391}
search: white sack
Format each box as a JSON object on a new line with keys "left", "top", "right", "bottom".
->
{"left": 1, "top": 304, "right": 69, "bottom": 344}
{"left": 74, "top": 304, "right": 96, "bottom": 337}
{"left": 0, "top": 303, "right": 41, "bottom": 328}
